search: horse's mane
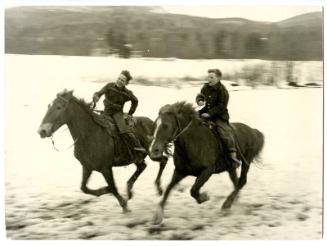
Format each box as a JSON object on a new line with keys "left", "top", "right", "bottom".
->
{"left": 71, "top": 96, "right": 95, "bottom": 116}
{"left": 160, "top": 101, "right": 199, "bottom": 120}
{"left": 64, "top": 94, "right": 115, "bottom": 129}
{"left": 57, "top": 90, "right": 96, "bottom": 116}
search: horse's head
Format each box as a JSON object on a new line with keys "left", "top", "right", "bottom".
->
{"left": 149, "top": 102, "right": 196, "bottom": 160}
{"left": 38, "top": 89, "right": 73, "bottom": 138}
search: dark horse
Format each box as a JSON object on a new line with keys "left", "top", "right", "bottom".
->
{"left": 149, "top": 101, "right": 264, "bottom": 224}
{"left": 37, "top": 90, "right": 168, "bottom": 213}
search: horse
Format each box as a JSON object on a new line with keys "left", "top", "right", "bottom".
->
{"left": 149, "top": 101, "right": 264, "bottom": 224}
{"left": 37, "top": 89, "right": 168, "bottom": 213}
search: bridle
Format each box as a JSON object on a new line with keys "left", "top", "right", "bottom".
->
{"left": 57, "top": 94, "right": 70, "bottom": 104}
{"left": 49, "top": 94, "right": 79, "bottom": 151}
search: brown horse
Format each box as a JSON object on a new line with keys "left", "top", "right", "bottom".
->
{"left": 37, "top": 90, "right": 167, "bottom": 213}
{"left": 149, "top": 101, "right": 264, "bottom": 224}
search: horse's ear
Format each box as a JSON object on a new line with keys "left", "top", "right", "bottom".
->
{"left": 67, "top": 90, "right": 74, "bottom": 98}
{"left": 57, "top": 89, "right": 67, "bottom": 97}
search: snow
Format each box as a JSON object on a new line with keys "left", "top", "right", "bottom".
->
{"left": 4, "top": 55, "right": 323, "bottom": 239}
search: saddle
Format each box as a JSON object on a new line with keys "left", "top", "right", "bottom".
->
{"left": 92, "top": 111, "right": 136, "bottom": 134}
{"left": 91, "top": 111, "right": 138, "bottom": 161}
{"left": 202, "top": 119, "right": 240, "bottom": 170}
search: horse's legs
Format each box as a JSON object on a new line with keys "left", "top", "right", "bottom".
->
{"left": 101, "top": 167, "right": 129, "bottom": 213}
{"left": 222, "top": 161, "right": 250, "bottom": 209}
{"left": 227, "top": 168, "right": 239, "bottom": 189}
{"left": 153, "top": 168, "right": 186, "bottom": 224}
{"left": 237, "top": 161, "right": 250, "bottom": 189}
{"left": 126, "top": 160, "right": 147, "bottom": 200}
{"left": 80, "top": 167, "right": 111, "bottom": 196}
{"left": 190, "top": 167, "right": 214, "bottom": 204}
{"left": 154, "top": 156, "right": 168, "bottom": 196}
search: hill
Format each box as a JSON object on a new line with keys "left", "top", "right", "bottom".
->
{"left": 5, "top": 7, "right": 323, "bottom": 60}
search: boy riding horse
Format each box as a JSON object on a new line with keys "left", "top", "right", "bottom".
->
{"left": 92, "top": 70, "right": 146, "bottom": 160}
{"left": 196, "top": 69, "right": 241, "bottom": 168}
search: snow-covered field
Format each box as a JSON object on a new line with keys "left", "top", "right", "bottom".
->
{"left": 4, "top": 55, "right": 323, "bottom": 239}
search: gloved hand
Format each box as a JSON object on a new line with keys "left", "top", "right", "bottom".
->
{"left": 126, "top": 114, "right": 136, "bottom": 125}
{"left": 126, "top": 114, "right": 133, "bottom": 121}
{"left": 197, "top": 100, "right": 205, "bottom": 106}
{"left": 90, "top": 101, "right": 96, "bottom": 110}
{"left": 201, "top": 113, "right": 210, "bottom": 118}
{"left": 92, "top": 93, "right": 100, "bottom": 103}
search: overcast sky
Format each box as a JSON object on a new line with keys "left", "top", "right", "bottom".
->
{"left": 2, "top": 1, "right": 323, "bottom": 22}
{"left": 162, "top": 5, "right": 322, "bottom": 22}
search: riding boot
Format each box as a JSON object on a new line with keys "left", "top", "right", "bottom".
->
{"left": 126, "top": 132, "right": 147, "bottom": 153}
{"left": 229, "top": 151, "right": 241, "bottom": 168}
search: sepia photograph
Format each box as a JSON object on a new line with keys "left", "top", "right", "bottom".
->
{"left": 3, "top": 0, "right": 324, "bottom": 240}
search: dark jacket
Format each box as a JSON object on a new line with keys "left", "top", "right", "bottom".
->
{"left": 196, "top": 81, "right": 229, "bottom": 122}
{"left": 94, "top": 83, "right": 138, "bottom": 116}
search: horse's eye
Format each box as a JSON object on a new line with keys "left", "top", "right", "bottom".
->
{"left": 57, "top": 106, "right": 61, "bottom": 110}
{"left": 162, "top": 124, "right": 168, "bottom": 129}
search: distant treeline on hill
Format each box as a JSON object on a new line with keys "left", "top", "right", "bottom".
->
{"left": 5, "top": 6, "right": 323, "bottom": 60}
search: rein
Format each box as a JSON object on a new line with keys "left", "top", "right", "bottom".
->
{"left": 51, "top": 135, "right": 79, "bottom": 152}
{"left": 170, "top": 116, "right": 193, "bottom": 142}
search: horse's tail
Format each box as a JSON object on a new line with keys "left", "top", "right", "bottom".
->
{"left": 135, "top": 116, "right": 155, "bottom": 147}
{"left": 253, "top": 129, "right": 265, "bottom": 165}
{"left": 231, "top": 123, "right": 265, "bottom": 166}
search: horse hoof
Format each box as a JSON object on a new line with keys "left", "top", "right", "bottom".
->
{"left": 123, "top": 207, "right": 131, "bottom": 213}
{"left": 152, "top": 209, "right": 163, "bottom": 225}
{"left": 152, "top": 216, "right": 163, "bottom": 225}
{"left": 198, "top": 192, "right": 210, "bottom": 204}
{"left": 221, "top": 201, "right": 232, "bottom": 210}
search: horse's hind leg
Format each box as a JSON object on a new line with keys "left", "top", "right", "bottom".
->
{"left": 154, "top": 156, "right": 168, "bottom": 196}
{"left": 126, "top": 160, "right": 147, "bottom": 200}
{"left": 102, "top": 166, "right": 129, "bottom": 213}
{"left": 190, "top": 166, "right": 214, "bottom": 204}
{"left": 228, "top": 168, "right": 239, "bottom": 189}
{"left": 80, "top": 167, "right": 111, "bottom": 197}
{"left": 222, "top": 162, "right": 250, "bottom": 209}
{"left": 237, "top": 161, "right": 250, "bottom": 190}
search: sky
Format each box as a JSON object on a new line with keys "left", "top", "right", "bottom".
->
{"left": 3, "top": 1, "right": 323, "bottom": 22}
{"left": 162, "top": 5, "right": 322, "bottom": 22}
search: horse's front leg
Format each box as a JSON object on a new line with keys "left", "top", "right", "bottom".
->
{"left": 190, "top": 166, "right": 214, "bottom": 204}
{"left": 126, "top": 160, "right": 147, "bottom": 200}
{"left": 80, "top": 167, "right": 111, "bottom": 197}
{"left": 102, "top": 166, "right": 129, "bottom": 213}
{"left": 154, "top": 157, "right": 168, "bottom": 196}
{"left": 153, "top": 168, "right": 186, "bottom": 224}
